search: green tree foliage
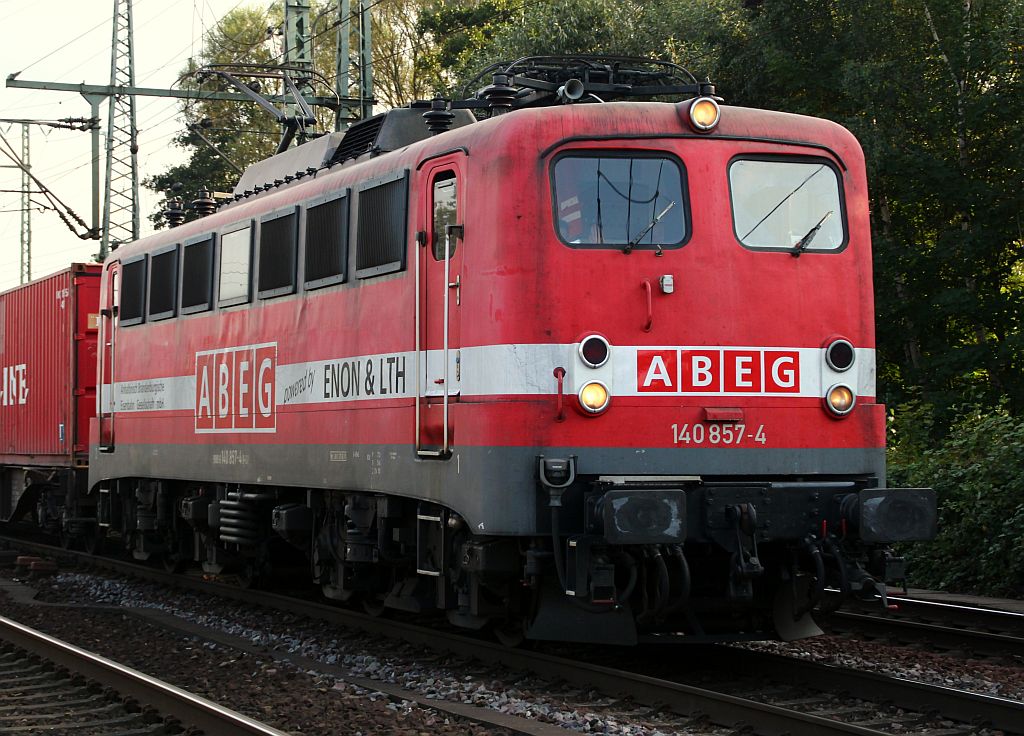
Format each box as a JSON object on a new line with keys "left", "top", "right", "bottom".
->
{"left": 374, "top": 0, "right": 444, "bottom": 106}
{"left": 707, "top": 0, "right": 1024, "bottom": 420}
{"left": 416, "top": 0, "right": 741, "bottom": 93}
{"left": 889, "top": 404, "right": 1024, "bottom": 596}
{"left": 146, "top": 0, "right": 432, "bottom": 226}
{"left": 145, "top": 6, "right": 284, "bottom": 227}
{"left": 416, "top": 1, "right": 517, "bottom": 94}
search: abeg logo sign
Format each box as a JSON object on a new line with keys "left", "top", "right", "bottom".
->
{"left": 637, "top": 348, "right": 800, "bottom": 394}
{"left": 195, "top": 343, "right": 276, "bottom": 433}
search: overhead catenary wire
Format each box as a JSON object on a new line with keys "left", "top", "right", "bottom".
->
{"left": 2, "top": 0, "right": 549, "bottom": 279}
{"left": 0, "top": 129, "right": 93, "bottom": 239}
{"left": 132, "top": 0, "right": 542, "bottom": 184}
{"left": 0, "top": 197, "right": 55, "bottom": 214}
{"left": 14, "top": 0, "right": 150, "bottom": 77}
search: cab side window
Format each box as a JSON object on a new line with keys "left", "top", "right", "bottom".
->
{"left": 432, "top": 174, "right": 457, "bottom": 261}
{"left": 219, "top": 224, "right": 253, "bottom": 306}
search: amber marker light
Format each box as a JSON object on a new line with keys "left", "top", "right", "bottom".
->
{"left": 689, "top": 97, "right": 721, "bottom": 132}
{"left": 825, "top": 384, "right": 856, "bottom": 417}
{"left": 579, "top": 381, "right": 610, "bottom": 414}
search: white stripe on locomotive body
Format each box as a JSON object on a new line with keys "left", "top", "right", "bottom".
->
{"left": 101, "top": 343, "right": 876, "bottom": 415}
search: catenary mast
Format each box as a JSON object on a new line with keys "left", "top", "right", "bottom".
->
{"left": 101, "top": 0, "right": 139, "bottom": 258}
{"left": 20, "top": 124, "right": 30, "bottom": 283}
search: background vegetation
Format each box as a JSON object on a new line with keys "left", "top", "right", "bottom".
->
{"left": 148, "top": 0, "right": 1024, "bottom": 596}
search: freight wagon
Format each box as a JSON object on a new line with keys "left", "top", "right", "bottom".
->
{"left": 0, "top": 264, "right": 101, "bottom": 537}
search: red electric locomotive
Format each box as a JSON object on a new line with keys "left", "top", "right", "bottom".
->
{"left": 26, "top": 58, "right": 938, "bottom": 644}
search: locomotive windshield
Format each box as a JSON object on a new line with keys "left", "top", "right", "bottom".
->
{"left": 729, "top": 158, "right": 845, "bottom": 252}
{"left": 553, "top": 154, "right": 687, "bottom": 250}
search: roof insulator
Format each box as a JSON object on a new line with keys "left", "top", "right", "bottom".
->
{"left": 164, "top": 197, "right": 186, "bottom": 227}
{"left": 481, "top": 73, "right": 517, "bottom": 115}
{"left": 192, "top": 189, "right": 217, "bottom": 217}
{"left": 423, "top": 96, "right": 456, "bottom": 135}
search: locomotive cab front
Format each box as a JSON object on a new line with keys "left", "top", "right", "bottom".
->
{"left": 465, "top": 91, "right": 939, "bottom": 643}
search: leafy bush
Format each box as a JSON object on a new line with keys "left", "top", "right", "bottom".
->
{"left": 888, "top": 404, "right": 1024, "bottom": 597}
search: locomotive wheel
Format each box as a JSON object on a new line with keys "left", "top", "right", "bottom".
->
{"left": 361, "top": 593, "right": 387, "bottom": 617}
{"left": 161, "top": 529, "right": 189, "bottom": 573}
{"left": 162, "top": 552, "right": 187, "bottom": 574}
{"left": 83, "top": 525, "right": 106, "bottom": 556}
{"left": 492, "top": 617, "right": 527, "bottom": 648}
{"left": 237, "top": 560, "right": 267, "bottom": 589}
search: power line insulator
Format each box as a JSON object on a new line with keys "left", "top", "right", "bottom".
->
{"left": 164, "top": 196, "right": 186, "bottom": 227}
{"left": 192, "top": 189, "right": 217, "bottom": 217}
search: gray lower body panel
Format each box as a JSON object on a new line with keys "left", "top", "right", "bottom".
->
{"left": 89, "top": 443, "right": 886, "bottom": 535}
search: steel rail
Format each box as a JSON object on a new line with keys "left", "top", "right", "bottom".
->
{"left": 701, "top": 645, "right": 1024, "bottom": 734}
{"left": 825, "top": 609, "right": 1024, "bottom": 659}
{"left": 0, "top": 613, "right": 289, "bottom": 736}
{"left": 828, "top": 591, "right": 1024, "bottom": 634}
{"left": 877, "top": 596, "right": 1024, "bottom": 632}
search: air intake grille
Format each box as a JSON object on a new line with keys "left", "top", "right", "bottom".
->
{"left": 332, "top": 115, "right": 385, "bottom": 164}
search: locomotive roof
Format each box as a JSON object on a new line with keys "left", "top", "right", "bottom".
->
{"left": 115, "top": 100, "right": 860, "bottom": 263}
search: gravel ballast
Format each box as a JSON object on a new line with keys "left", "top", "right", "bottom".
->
{"left": 6, "top": 565, "right": 1022, "bottom": 735}
{"left": 3, "top": 569, "right": 724, "bottom": 736}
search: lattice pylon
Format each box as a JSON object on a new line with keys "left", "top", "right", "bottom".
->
{"left": 285, "top": 0, "right": 314, "bottom": 117}
{"left": 101, "top": 0, "right": 139, "bottom": 257}
{"left": 20, "top": 123, "right": 31, "bottom": 284}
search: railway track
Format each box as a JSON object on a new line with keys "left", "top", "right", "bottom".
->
{"left": 2, "top": 534, "right": 1021, "bottom": 736}
{"left": 823, "top": 594, "right": 1024, "bottom": 659}
{"left": 0, "top": 612, "right": 289, "bottom": 735}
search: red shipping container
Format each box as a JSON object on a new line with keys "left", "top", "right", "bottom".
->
{"left": 0, "top": 264, "right": 101, "bottom": 466}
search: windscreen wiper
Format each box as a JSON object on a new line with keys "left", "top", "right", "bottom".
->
{"left": 743, "top": 164, "right": 825, "bottom": 241}
{"left": 790, "top": 210, "right": 833, "bottom": 257}
{"left": 623, "top": 200, "right": 676, "bottom": 255}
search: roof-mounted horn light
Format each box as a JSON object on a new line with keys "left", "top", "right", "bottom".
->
{"left": 557, "top": 78, "right": 585, "bottom": 103}
{"left": 688, "top": 97, "right": 720, "bottom": 132}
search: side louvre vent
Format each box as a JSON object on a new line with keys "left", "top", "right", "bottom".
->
{"left": 305, "top": 193, "right": 349, "bottom": 288}
{"left": 258, "top": 210, "right": 298, "bottom": 298}
{"left": 181, "top": 237, "right": 214, "bottom": 313}
{"left": 356, "top": 170, "right": 408, "bottom": 278}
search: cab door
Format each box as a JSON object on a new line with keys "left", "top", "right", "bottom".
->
{"left": 416, "top": 158, "right": 465, "bottom": 456}
{"left": 98, "top": 261, "right": 119, "bottom": 451}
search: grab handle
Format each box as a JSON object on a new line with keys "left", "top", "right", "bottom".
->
{"left": 642, "top": 278, "right": 653, "bottom": 332}
{"left": 553, "top": 367, "right": 566, "bottom": 422}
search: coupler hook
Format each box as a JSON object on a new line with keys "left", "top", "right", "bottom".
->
{"left": 794, "top": 534, "right": 826, "bottom": 618}
{"left": 727, "top": 503, "right": 764, "bottom": 579}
